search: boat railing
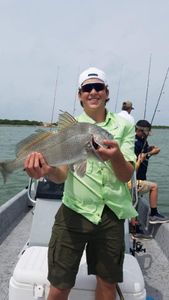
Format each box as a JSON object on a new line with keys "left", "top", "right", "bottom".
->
{"left": 27, "top": 177, "right": 64, "bottom": 204}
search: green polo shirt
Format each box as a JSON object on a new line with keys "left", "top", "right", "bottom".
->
{"left": 62, "top": 111, "right": 137, "bottom": 224}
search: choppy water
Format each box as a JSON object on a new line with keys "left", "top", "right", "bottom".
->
{"left": 0, "top": 126, "right": 169, "bottom": 216}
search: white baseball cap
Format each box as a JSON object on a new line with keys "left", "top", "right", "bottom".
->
{"left": 78, "top": 67, "right": 108, "bottom": 88}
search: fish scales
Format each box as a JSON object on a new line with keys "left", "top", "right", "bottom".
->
{"left": 0, "top": 112, "right": 114, "bottom": 182}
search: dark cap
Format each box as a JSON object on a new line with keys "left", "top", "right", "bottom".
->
{"left": 136, "top": 120, "right": 151, "bottom": 134}
{"left": 122, "top": 101, "right": 134, "bottom": 110}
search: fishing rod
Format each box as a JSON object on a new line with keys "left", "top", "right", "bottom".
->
{"left": 50, "top": 66, "right": 60, "bottom": 129}
{"left": 139, "top": 66, "right": 169, "bottom": 154}
{"left": 150, "top": 66, "right": 169, "bottom": 125}
{"left": 143, "top": 54, "right": 152, "bottom": 119}
{"left": 133, "top": 66, "right": 169, "bottom": 207}
{"left": 72, "top": 66, "right": 80, "bottom": 116}
{"left": 114, "top": 65, "right": 124, "bottom": 112}
{"left": 116, "top": 284, "right": 125, "bottom": 300}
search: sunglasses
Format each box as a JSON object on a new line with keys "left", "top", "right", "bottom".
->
{"left": 81, "top": 83, "right": 105, "bottom": 93}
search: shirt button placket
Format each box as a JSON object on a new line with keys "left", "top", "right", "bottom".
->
{"left": 102, "top": 169, "right": 107, "bottom": 203}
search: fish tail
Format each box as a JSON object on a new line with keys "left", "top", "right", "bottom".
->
{"left": 0, "top": 162, "right": 13, "bottom": 183}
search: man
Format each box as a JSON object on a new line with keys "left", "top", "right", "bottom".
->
{"left": 135, "top": 120, "right": 169, "bottom": 224}
{"left": 118, "top": 100, "right": 135, "bottom": 124}
{"left": 24, "top": 67, "right": 137, "bottom": 300}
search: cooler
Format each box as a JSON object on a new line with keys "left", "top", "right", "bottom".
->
{"left": 9, "top": 246, "right": 146, "bottom": 300}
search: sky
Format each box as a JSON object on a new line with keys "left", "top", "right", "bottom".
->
{"left": 0, "top": 0, "right": 169, "bottom": 125}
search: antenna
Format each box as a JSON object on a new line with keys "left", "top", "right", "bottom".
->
{"left": 143, "top": 54, "right": 152, "bottom": 119}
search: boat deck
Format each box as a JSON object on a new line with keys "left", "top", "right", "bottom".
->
{"left": 1, "top": 207, "right": 169, "bottom": 299}
{"left": 136, "top": 237, "right": 169, "bottom": 300}
{"left": 0, "top": 210, "right": 33, "bottom": 300}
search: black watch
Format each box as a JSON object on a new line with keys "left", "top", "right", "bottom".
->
{"left": 146, "top": 153, "right": 151, "bottom": 159}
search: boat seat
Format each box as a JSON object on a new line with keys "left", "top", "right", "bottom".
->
{"left": 29, "top": 198, "right": 131, "bottom": 253}
{"left": 29, "top": 197, "right": 61, "bottom": 247}
{"left": 29, "top": 180, "right": 130, "bottom": 251}
{"left": 29, "top": 180, "right": 64, "bottom": 247}
{"left": 35, "top": 180, "right": 64, "bottom": 200}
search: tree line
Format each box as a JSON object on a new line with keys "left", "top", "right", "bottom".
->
{"left": 0, "top": 119, "right": 43, "bottom": 126}
{"left": 0, "top": 119, "right": 168, "bottom": 128}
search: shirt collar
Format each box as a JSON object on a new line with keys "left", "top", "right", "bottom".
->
{"left": 80, "top": 110, "right": 112, "bottom": 127}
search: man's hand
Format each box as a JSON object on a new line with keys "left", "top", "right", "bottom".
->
{"left": 148, "top": 146, "right": 160, "bottom": 156}
{"left": 96, "top": 140, "right": 121, "bottom": 161}
{"left": 138, "top": 153, "right": 147, "bottom": 163}
{"left": 24, "top": 152, "right": 52, "bottom": 179}
{"left": 96, "top": 140, "right": 134, "bottom": 182}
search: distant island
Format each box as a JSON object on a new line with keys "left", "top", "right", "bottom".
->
{"left": 0, "top": 119, "right": 169, "bottom": 128}
{"left": 152, "top": 125, "right": 169, "bottom": 129}
{"left": 0, "top": 119, "right": 57, "bottom": 127}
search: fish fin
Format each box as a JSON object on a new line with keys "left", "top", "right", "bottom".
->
{"left": 71, "top": 160, "right": 87, "bottom": 177}
{"left": 57, "top": 111, "right": 78, "bottom": 132}
{"left": 0, "top": 161, "right": 13, "bottom": 183}
{"left": 15, "top": 131, "right": 54, "bottom": 157}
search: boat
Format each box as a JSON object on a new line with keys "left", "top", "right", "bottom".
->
{"left": 1, "top": 178, "right": 169, "bottom": 300}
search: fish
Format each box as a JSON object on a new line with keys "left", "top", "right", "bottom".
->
{"left": 0, "top": 111, "right": 113, "bottom": 183}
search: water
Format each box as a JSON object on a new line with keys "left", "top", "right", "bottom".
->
{"left": 147, "top": 129, "right": 169, "bottom": 216}
{"left": 0, "top": 125, "right": 40, "bottom": 205}
{"left": 0, "top": 126, "right": 169, "bottom": 216}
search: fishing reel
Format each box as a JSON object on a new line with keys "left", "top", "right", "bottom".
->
{"left": 130, "top": 237, "right": 146, "bottom": 256}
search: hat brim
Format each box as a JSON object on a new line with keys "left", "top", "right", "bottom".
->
{"left": 136, "top": 125, "right": 151, "bottom": 135}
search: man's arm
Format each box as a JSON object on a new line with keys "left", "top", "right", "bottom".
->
{"left": 147, "top": 146, "right": 160, "bottom": 157}
{"left": 135, "top": 145, "right": 160, "bottom": 172}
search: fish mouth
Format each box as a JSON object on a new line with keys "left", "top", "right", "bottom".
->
{"left": 92, "top": 137, "right": 101, "bottom": 150}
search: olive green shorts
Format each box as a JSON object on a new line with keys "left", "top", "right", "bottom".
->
{"left": 47, "top": 204, "right": 125, "bottom": 289}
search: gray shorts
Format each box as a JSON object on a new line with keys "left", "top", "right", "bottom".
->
{"left": 48, "top": 204, "right": 125, "bottom": 289}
